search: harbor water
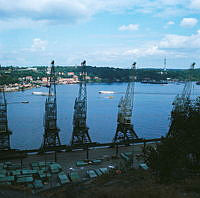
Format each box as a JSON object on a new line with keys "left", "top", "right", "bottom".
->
{"left": 6, "top": 82, "right": 200, "bottom": 150}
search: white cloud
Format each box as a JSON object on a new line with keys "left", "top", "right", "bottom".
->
{"left": 190, "top": 0, "right": 200, "bottom": 9}
{"left": 164, "top": 20, "right": 175, "bottom": 28}
{"left": 119, "top": 24, "right": 139, "bottom": 31}
{"left": 159, "top": 0, "right": 183, "bottom": 6}
{"left": 159, "top": 30, "right": 200, "bottom": 48}
{"left": 0, "top": 18, "right": 48, "bottom": 31}
{"left": 180, "top": 18, "right": 198, "bottom": 27}
{"left": 0, "top": 0, "right": 96, "bottom": 24}
{"left": 0, "top": 0, "right": 141, "bottom": 25}
{"left": 160, "top": 35, "right": 189, "bottom": 48}
{"left": 31, "top": 38, "right": 48, "bottom": 51}
{"left": 117, "top": 30, "right": 200, "bottom": 60}
{"left": 64, "top": 45, "right": 167, "bottom": 65}
{"left": 0, "top": 0, "right": 192, "bottom": 28}
{"left": 123, "top": 45, "right": 165, "bottom": 57}
{"left": 167, "top": 21, "right": 175, "bottom": 25}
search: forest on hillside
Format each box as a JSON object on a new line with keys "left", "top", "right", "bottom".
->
{"left": 0, "top": 65, "right": 200, "bottom": 85}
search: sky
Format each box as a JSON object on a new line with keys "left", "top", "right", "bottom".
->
{"left": 0, "top": 0, "right": 200, "bottom": 69}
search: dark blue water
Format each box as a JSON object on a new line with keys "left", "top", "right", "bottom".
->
{"left": 5, "top": 82, "right": 200, "bottom": 150}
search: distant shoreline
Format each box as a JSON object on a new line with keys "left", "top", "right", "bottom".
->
{"left": 2, "top": 80, "right": 184, "bottom": 93}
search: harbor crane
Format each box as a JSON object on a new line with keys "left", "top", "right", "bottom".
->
{"left": 0, "top": 86, "right": 12, "bottom": 150}
{"left": 41, "top": 60, "right": 61, "bottom": 149}
{"left": 168, "top": 62, "right": 195, "bottom": 136}
{"left": 113, "top": 62, "right": 139, "bottom": 143}
{"left": 71, "top": 60, "right": 92, "bottom": 146}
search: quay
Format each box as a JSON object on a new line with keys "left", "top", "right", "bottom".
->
{"left": 0, "top": 139, "right": 158, "bottom": 192}
{"left": 0, "top": 138, "right": 161, "bottom": 158}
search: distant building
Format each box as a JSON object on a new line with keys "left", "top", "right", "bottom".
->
{"left": 22, "top": 83, "right": 32, "bottom": 88}
{"left": 29, "top": 68, "right": 37, "bottom": 72}
{"left": 67, "top": 72, "right": 74, "bottom": 76}
{"left": 18, "top": 68, "right": 37, "bottom": 72}
{"left": 85, "top": 76, "right": 91, "bottom": 80}
{"left": 18, "top": 77, "right": 23, "bottom": 81}
{"left": 58, "top": 77, "right": 79, "bottom": 84}
{"left": 58, "top": 72, "right": 65, "bottom": 75}
{"left": 73, "top": 75, "right": 79, "bottom": 82}
{"left": 42, "top": 77, "right": 48, "bottom": 83}
{"left": 25, "top": 76, "right": 33, "bottom": 81}
{"left": 94, "top": 76, "right": 101, "bottom": 81}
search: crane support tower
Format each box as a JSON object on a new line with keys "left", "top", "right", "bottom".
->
{"left": 113, "top": 62, "right": 139, "bottom": 143}
{"left": 41, "top": 60, "right": 61, "bottom": 149}
{"left": 0, "top": 87, "right": 12, "bottom": 150}
{"left": 71, "top": 60, "right": 92, "bottom": 146}
{"left": 164, "top": 57, "right": 167, "bottom": 72}
{"left": 168, "top": 62, "right": 195, "bottom": 136}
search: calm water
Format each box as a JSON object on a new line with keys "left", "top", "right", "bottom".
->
{"left": 5, "top": 82, "right": 200, "bottom": 150}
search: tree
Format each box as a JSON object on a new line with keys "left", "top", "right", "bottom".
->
{"left": 144, "top": 97, "right": 200, "bottom": 182}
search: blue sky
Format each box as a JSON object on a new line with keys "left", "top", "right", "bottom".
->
{"left": 0, "top": 0, "right": 200, "bottom": 69}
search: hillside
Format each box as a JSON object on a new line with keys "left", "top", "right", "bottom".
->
{"left": 0, "top": 66, "right": 200, "bottom": 85}
{"left": 40, "top": 169, "right": 200, "bottom": 198}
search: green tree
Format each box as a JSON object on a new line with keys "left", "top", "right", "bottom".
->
{"left": 144, "top": 97, "right": 200, "bottom": 182}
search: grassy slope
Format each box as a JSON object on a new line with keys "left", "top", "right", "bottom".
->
{"left": 40, "top": 169, "right": 200, "bottom": 198}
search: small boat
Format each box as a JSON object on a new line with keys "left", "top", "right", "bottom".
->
{"left": 141, "top": 80, "right": 168, "bottom": 84}
{"left": 104, "top": 96, "right": 114, "bottom": 99}
{"left": 99, "top": 91, "right": 115, "bottom": 94}
{"left": 196, "top": 81, "right": 200, "bottom": 85}
{"left": 21, "top": 101, "right": 29, "bottom": 103}
{"left": 32, "top": 92, "right": 52, "bottom": 96}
